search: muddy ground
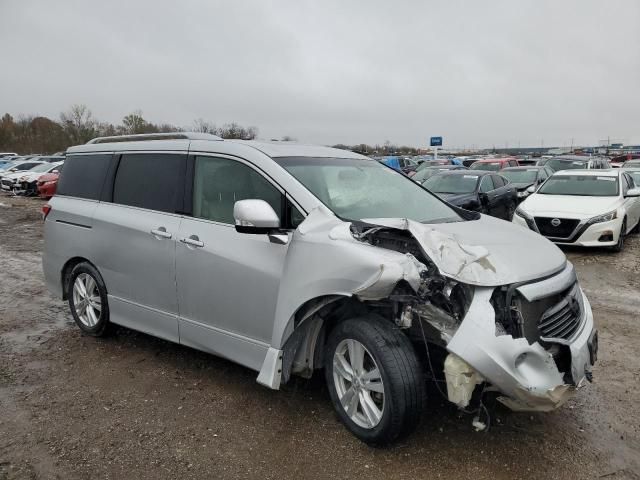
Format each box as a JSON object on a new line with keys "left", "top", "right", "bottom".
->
{"left": 0, "top": 195, "right": 638, "bottom": 480}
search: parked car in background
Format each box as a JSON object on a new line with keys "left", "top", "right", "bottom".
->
{"left": 469, "top": 157, "right": 519, "bottom": 171}
{"left": 545, "top": 156, "right": 610, "bottom": 172}
{"left": 37, "top": 166, "right": 64, "bottom": 199}
{"left": 15, "top": 161, "right": 64, "bottom": 196}
{"left": 513, "top": 169, "right": 640, "bottom": 252}
{"left": 0, "top": 160, "right": 45, "bottom": 185}
{"left": 412, "top": 165, "right": 467, "bottom": 184}
{"left": 621, "top": 159, "right": 640, "bottom": 169}
{"left": 1, "top": 161, "right": 46, "bottom": 193}
{"left": 611, "top": 154, "right": 640, "bottom": 168}
{"left": 500, "top": 166, "right": 555, "bottom": 202}
{"left": 43, "top": 132, "right": 597, "bottom": 445}
{"left": 423, "top": 170, "right": 517, "bottom": 220}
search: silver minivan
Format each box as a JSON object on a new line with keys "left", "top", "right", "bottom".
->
{"left": 43, "top": 133, "right": 598, "bottom": 445}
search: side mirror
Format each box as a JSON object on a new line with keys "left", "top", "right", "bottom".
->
{"left": 480, "top": 192, "right": 489, "bottom": 204}
{"left": 625, "top": 188, "right": 640, "bottom": 198}
{"left": 527, "top": 185, "right": 536, "bottom": 193}
{"left": 234, "top": 199, "right": 280, "bottom": 234}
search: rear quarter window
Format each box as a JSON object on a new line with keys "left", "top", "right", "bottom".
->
{"left": 56, "top": 154, "right": 113, "bottom": 200}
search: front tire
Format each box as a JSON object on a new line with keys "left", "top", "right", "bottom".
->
{"left": 611, "top": 219, "right": 626, "bottom": 253}
{"left": 324, "top": 316, "right": 425, "bottom": 446}
{"left": 68, "top": 262, "right": 111, "bottom": 336}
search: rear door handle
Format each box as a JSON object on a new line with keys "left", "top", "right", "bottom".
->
{"left": 180, "top": 235, "right": 204, "bottom": 248}
{"left": 151, "top": 227, "right": 172, "bottom": 239}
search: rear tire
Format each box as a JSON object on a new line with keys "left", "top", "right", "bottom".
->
{"left": 324, "top": 315, "right": 425, "bottom": 446}
{"left": 67, "top": 262, "right": 111, "bottom": 337}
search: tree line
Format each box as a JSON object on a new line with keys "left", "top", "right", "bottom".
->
{"left": 0, "top": 104, "right": 422, "bottom": 156}
{"left": 0, "top": 104, "right": 259, "bottom": 154}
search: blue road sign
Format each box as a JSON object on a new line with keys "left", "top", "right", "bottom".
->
{"left": 430, "top": 136, "right": 443, "bottom": 147}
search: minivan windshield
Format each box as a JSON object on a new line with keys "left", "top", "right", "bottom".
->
{"left": 276, "top": 157, "right": 462, "bottom": 224}
{"left": 501, "top": 169, "right": 538, "bottom": 184}
{"left": 423, "top": 174, "right": 479, "bottom": 194}
{"left": 537, "top": 175, "right": 618, "bottom": 196}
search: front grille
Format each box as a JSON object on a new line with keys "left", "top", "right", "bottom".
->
{"left": 538, "top": 284, "right": 582, "bottom": 340}
{"left": 534, "top": 217, "right": 580, "bottom": 239}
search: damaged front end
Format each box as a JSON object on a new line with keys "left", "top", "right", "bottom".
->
{"left": 350, "top": 220, "right": 598, "bottom": 413}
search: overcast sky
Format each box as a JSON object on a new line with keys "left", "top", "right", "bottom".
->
{"left": 1, "top": 0, "right": 639, "bottom": 148}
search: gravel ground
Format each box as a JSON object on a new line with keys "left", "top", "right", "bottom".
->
{"left": 0, "top": 196, "right": 639, "bottom": 480}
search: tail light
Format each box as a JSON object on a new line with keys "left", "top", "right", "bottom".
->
{"left": 42, "top": 204, "right": 52, "bottom": 220}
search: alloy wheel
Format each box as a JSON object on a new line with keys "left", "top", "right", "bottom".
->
{"left": 332, "top": 338, "right": 385, "bottom": 429}
{"left": 72, "top": 273, "right": 102, "bottom": 327}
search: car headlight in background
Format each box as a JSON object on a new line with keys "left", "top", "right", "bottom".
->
{"left": 515, "top": 206, "right": 537, "bottom": 231}
{"left": 517, "top": 191, "right": 530, "bottom": 198}
{"left": 587, "top": 210, "right": 617, "bottom": 225}
{"left": 515, "top": 206, "right": 531, "bottom": 219}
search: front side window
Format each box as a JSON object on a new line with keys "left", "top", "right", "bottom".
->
{"left": 193, "top": 156, "right": 283, "bottom": 225}
{"left": 113, "top": 153, "right": 184, "bottom": 213}
{"left": 537, "top": 175, "right": 619, "bottom": 197}
{"left": 278, "top": 157, "right": 461, "bottom": 224}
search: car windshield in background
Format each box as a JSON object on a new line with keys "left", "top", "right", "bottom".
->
{"left": 537, "top": 175, "right": 618, "bottom": 196}
{"left": 622, "top": 160, "right": 640, "bottom": 168}
{"left": 546, "top": 159, "right": 587, "bottom": 171}
{"left": 423, "top": 174, "right": 479, "bottom": 194}
{"left": 470, "top": 162, "right": 501, "bottom": 171}
{"left": 276, "top": 157, "right": 462, "bottom": 224}
{"left": 412, "top": 168, "right": 448, "bottom": 183}
{"left": 28, "top": 163, "right": 54, "bottom": 173}
{"left": 501, "top": 169, "right": 538, "bottom": 184}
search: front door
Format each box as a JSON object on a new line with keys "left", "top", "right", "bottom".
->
{"left": 175, "top": 155, "right": 292, "bottom": 371}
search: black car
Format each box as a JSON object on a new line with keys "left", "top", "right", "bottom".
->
{"left": 423, "top": 170, "right": 517, "bottom": 220}
{"left": 500, "top": 166, "right": 554, "bottom": 203}
{"left": 412, "top": 165, "right": 467, "bottom": 184}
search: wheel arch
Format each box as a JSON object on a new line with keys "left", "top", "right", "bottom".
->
{"left": 61, "top": 256, "right": 102, "bottom": 300}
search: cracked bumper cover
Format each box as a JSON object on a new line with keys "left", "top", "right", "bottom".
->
{"left": 446, "top": 286, "right": 596, "bottom": 412}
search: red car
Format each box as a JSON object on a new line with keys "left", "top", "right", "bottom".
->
{"left": 469, "top": 157, "right": 519, "bottom": 171}
{"left": 37, "top": 170, "right": 61, "bottom": 199}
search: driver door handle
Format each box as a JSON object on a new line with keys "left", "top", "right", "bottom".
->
{"left": 180, "top": 235, "right": 204, "bottom": 248}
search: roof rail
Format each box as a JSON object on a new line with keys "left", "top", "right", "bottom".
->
{"left": 86, "top": 132, "right": 223, "bottom": 144}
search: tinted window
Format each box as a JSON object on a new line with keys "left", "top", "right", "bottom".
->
{"left": 479, "top": 176, "right": 494, "bottom": 192}
{"left": 57, "top": 154, "right": 112, "bottom": 200}
{"left": 113, "top": 153, "right": 184, "bottom": 213}
{"left": 424, "top": 174, "right": 479, "bottom": 194}
{"left": 492, "top": 175, "right": 506, "bottom": 187}
{"left": 193, "top": 156, "right": 283, "bottom": 225}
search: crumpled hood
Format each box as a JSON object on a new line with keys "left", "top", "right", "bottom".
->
{"left": 361, "top": 214, "right": 566, "bottom": 286}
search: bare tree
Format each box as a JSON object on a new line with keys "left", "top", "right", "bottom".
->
{"left": 121, "top": 110, "right": 149, "bottom": 134}
{"left": 192, "top": 118, "right": 217, "bottom": 134}
{"left": 60, "top": 104, "right": 96, "bottom": 144}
